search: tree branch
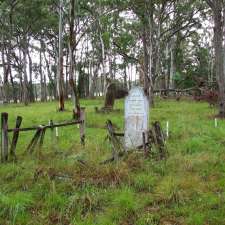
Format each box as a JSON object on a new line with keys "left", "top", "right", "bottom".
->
{"left": 205, "top": 0, "right": 214, "bottom": 9}
{"left": 112, "top": 41, "right": 139, "bottom": 63}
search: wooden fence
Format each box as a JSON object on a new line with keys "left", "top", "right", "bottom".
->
{"left": 1, "top": 108, "right": 85, "bottom": 163}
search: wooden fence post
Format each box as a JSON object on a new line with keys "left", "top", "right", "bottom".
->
{"left": 106, "top": 120, "right": 118, "bottom": 161}
{"left": 142, "top": 132, "right": 148, "bottom": 158}
{"left": 79, "top": 107, "right": 85, "bottom": 145}
{"left": 39, "top": 127, "right": 46, "bottom": 149}
{"left": 10, "top": 116, "right": 23, "bottom": 160}
{"left": 152, "top": 121, "right": 168, "bottom": 160}
{"left": 26, "top": 128, "right": 42, "bottom": 154}
{"left": 1, "top": 112, "right": 9, "bottom": 162}
{"left": 49, "top": 120, "right": 54, "bottom": 140}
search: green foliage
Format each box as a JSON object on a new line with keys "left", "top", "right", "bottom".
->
{"left": 45, "top": 192, "right": 68, "bottom": 211}
{"left": 102, "top": 31, "right": 110, "bottom": 48}
{"left": 131, "top": 172, "right": 157, "bottom": 192}
{"left": 112, "top": 187, "right": 137, "bottom": 214}
{"left": 0, "top": 192, "right": 33, "bottom": 224}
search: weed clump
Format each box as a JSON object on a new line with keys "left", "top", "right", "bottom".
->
{"left": 0, "top": 192, "right": 34, "bottom": 224}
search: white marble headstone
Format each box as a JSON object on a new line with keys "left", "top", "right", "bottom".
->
{"left": 124, "top": 87, "right": 149, "bottom": 149}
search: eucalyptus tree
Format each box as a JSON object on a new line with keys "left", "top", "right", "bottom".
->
{"left": 0, "top": 0, "right": 221, "bottom": 109}
{"left": 67, "top": 0, "right": 92, "bottom": 114}
{"left": 83, "top": 0, "right": 110, "bottom": 94}
{"left": 126, "top": 0, "right": 204, "bottom": 103}
{"left": 0, "top": 0, "right": 59, "bottom": 105}
{"left": 0, "top": 0, "right": 18, "bottom": 103}
{"left": 205, "top": 0, "right": 225, "bottom": 117}
{"left": 57, "top": 0, "right": 65, "bottom": 110}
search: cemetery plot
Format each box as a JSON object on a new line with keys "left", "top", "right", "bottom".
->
{"left": 104, "top": 86, "right": 167, "bottom": 162}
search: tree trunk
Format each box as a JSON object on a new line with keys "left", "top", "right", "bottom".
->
{"left": 89, "top": 62, "right": 100, "bottom": 98}
{"left": 98, "top": 19, "right": 107, "bottom": 95}
{"left": 22, "top": 37, "right": 29, "bottom": 106}
{"left": 124, "top": 66, "right": 128, "bottom": 90}
{"left": 142, "top": 26, "right": 149, "bottom": 96}
{"left": 44, "top": 51, "right": 55, "bottom": 101}
{"left": 69, "top": 0, "right": 80, "bottom": 117}
{"left": 40, "top": 41, "right": 45, "bottom": 102}
{"left": 57, "top": 0, "right": 65, "bottom": 111}
{"left": 53, "top": 51, "right": 58, "bottom": 100}
{"left": 28, "top": 50, "right": 35, "bottom": 102}
{"left": 148, "top": 2, "right": 154, "bottom": 106}
{"left": 65, "top": 48, "right": 69, "bottom": 100}
{"left": 19, "top": 76, "right": 23, "bottom": 103}
{"left": 108, "top": 47, "right": 113, "bottom": 79}
{"left": 9, "top": 67, "right": 17, "bottom": 103}
{"left": 1, "top": 35, "right": 9, "bottom": 103}
{"left": 210, "top": 0, "right": 225, "bottom": 116}
{"left": 44, "top": 72, "right": 47, "bottom": 101}
{"left": 18, "top": 48, "right": 23, "bottom": 103}
{"left": 169, "top": 38, "right": 176, "bottom": 89}
{"left": 88, "top": 58, "right": 93, "bottom": 97}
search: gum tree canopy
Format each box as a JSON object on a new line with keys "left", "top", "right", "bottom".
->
{"left": 0, "top": 0, "right": 224, "bottom": 116}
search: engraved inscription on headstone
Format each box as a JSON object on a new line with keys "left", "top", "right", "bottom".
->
{"left": 124, "top": 87, "right": 149, "bottom": 149}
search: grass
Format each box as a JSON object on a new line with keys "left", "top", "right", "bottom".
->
{"left": 0, "top": 98, "right": 225, "bottom": 224}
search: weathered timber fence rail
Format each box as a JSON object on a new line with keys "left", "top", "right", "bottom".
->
{"left": 1, "top": 108, "right": 85, "bottom": 163}
{"left": 7, "top": 120, "right": 82, "bottom": 132}
{"left": 153, "top": 87, "right": 198, "bottom": 97}
{"left": 105, "top": 120, "right": 168, "bottom": 163}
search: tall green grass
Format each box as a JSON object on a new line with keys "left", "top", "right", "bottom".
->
{"left": 0, "top": 98, "right": 225, "bottom": 224}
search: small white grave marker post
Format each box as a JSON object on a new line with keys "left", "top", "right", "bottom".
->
{"left": 124, "top": 87, "right": 149, "bottom": 149}
{"left": 215, "top": 118, "right": 218, "bottom": 128}
{"left": 56, "top": 127, "right": 59, "bottom": 137}
{"left": 166, "top": 121, "right": 169, "bottom": 138}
